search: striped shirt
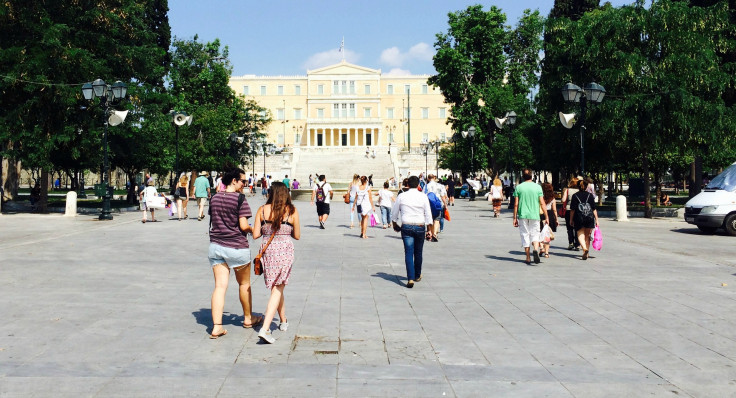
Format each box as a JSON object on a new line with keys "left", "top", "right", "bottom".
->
{"left": 209, "top": 192, "right": 252, "bottom": 249}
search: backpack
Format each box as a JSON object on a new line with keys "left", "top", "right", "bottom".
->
{"left": 576, "top": 193, "right": 595, "bottom": 224}
{"left": 315, "top": 183, "right": 326, "bottom": 202}
{"left": 427, "top": 192, "right": 443, "bottom": 217}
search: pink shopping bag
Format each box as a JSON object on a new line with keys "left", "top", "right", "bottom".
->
{"left": 592, "top": 226, "right": 602, "bottom": 251}
{"left": 370, "top": 212, "right": 378, "bottom": 227}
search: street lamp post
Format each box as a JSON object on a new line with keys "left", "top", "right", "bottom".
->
{"left": 385, "top": 125, "right": 396, "bottom": 154}
{"left": 461, "top": 126, "right": 476, "bottom": 176}
{"left": 170, "top": 111, "right": 192, "bottom": 183}
{"left": 432, "top": 138, "right": 444, "bottom": 177}
{"left": 495, "top": 111, "right": 517, "bottom": 188}
{"left": 293, "top": 125, "right": 303, "bottom": 146}
{"left": 560, "top": 82, "right": 606, "bottom": 176}
{"left": 420, "top": 139, "right": 429, "bottom": 177}
{"left": 81, "top": 79, "right": 127, "bottom": 220}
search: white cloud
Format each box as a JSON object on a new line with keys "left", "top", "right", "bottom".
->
{"left": 379, "top": 47, "right": 403, "bottom": 67}
{"left": 408, "top": 42, "right": 433, "bottom": 61}
{"left": 384, "top": 68, "right": 412, "bottom": 76}
{"left": 302, "top": 49, "right": 360, "bottom": 71}
{"left": 379, "top": 42, "right": 434, "bottom": 68}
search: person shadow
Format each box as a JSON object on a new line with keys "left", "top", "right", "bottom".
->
{"left": 371, "top": 271, "right": 406, "bottom": 287}
{"left": 192, "top": 308, "right": 244, "bottom": 332}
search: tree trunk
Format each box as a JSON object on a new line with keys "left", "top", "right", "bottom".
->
{"left": 654, "top": 170, "right": 661, "bottom": 206}
{"left": 597, "top": 173, "right": 604, "bottom": 205}
{"left": 5, "top": 159, "right": 21, "bottom": 200}
{"left": 126, "top": 170, "right": 139, "bottom": 204}
{"left": 643, "top": 155, "right": 652, "bottom": 218}
{"left": 690, "top": 157, "right": 702, "bottom": 198}
{"left": 38, "top": 169, "right": 50, "bottom": 213}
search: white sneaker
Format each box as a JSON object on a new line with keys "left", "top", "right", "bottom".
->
{"left": 279, "top": 321, "right": 289, "bottom": 331}
{"left": 258, "top": 328, "right": 275, "bottom": 344}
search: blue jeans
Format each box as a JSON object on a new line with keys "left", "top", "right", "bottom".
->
{"left": 401, "top": 224, "right": 425, "bottom": 281}
{"left": 380, "top": 206, "right": 391, "bottom": 225}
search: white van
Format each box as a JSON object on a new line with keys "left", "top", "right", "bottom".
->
{"left": 684, "top": 162, "right": 736, "bottom": 235}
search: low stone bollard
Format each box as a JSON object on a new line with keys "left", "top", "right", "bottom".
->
{"left": 64, "top": 191, "right": 77, "bottom": 217}
{"left": 616, "top": 195, "right": 628, "bottom": 221}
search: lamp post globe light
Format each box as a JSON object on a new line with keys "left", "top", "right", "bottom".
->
{"left": 461, "top": 126, "right": 476, "bottom": 176}
{"left": 560, "top": 82, "right": 606, "bottom": 177}
{"left": 81, "top": 79, "right": 128, "bottom": 220}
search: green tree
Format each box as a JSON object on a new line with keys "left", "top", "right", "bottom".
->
{"left": 429, "top": 5, "right": 544, "bottom": 179}
{"left": 0, "top": 0, "right": 170, "bottom": 211}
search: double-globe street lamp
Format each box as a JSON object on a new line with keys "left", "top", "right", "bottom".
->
{"left": 81, "top": 79, "right": 128, "bottom": 220}
{"left": 461, "top": 126, "right": 476, "bottom": 176}
{"left": 494, "top": 111, "right": 517, "bottom": 188}
{"left": 559, "top": 82, "right": 606, "bottom": 177}
{"left": 170, "top": 111, "right": 193, "bottom": 184}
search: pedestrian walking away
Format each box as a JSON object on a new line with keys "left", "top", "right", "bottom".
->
{"left": 391, "top": 176, "right": 433, "bottom": 288}
{"left": 347, "top": 174, "right": 360, "bottom": 228}
{"left": 513, "top": 169, "right": 549, "bottom": 265}
{"left": 561, "top": 177, "right": 580, "bottom": 251}
{"left": 176, "top": 175, "right": 190, "bottom": 220}
{"left": 140, "top": 180, "right": 159, "bottom": 223}
{"left": 376, "top": 181, "right": 396, "bottom": 229}
{"left": 194, "top": 171, "right": 211, "bottom": 221}
{"left": 569, "top": 178, "right": 599, "bottom": 260}
{"left": 489, "top": 177, "right": 504, "bottom": 217}
{"left": 252, "top": 182, "right": 301, "bottom": 344}
{"left": 540, "top": 182, "right": 559, "bottom": 258}
{"left": 310, "top": 174, "right": 333, "bottom": 229}
{"left": 352, "top": 175, "right": 375, "bottom": 239}
{"left": 424, "top": 174, "right": 448, "bottom": 241}
{"left": 206, "top": 168, "right": 260, "bottom": 339}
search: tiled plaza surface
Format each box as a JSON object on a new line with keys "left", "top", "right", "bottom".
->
{"left": 1, "top": 195, "right": 735, "bottom": 397}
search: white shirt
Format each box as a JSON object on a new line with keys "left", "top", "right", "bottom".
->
{"left": 378, "top": 188, "right": 394, "bottom": 207}
{"left": 312, "top": 181, "right": 333, "bottom": 204}
{"left": 392, "top": 188, "right": 432, "bottom": 225}
{"left": 425, "top": 181, "right": 447, "bottom": 200}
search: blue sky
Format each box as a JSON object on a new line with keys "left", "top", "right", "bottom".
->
{"left": 169, "top": 0, "right": 631, "bottom": 77}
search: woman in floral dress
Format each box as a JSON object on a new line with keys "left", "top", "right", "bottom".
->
{"left": 252, "top": 182, "right": 301, "bottom": 344}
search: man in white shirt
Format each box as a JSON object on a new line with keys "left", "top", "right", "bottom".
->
{"left": 424, "top": 174, "right": 448, "bottom": 242}
{"left": 391, "top": 176, "right": 433, "bottom": 288}
{"left": 310, "top": 174, "right": 333, "bottom": 229}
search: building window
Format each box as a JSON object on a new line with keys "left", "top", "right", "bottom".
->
{"left": 318, "top": 84, "right": 324, "bottom": 95}
{"left": 404, "top": 107, "right": 409, "bottom": 119}
{"left": 333, "top": 104, "right": 339, "bottom": 118}
{"left": 341, "top": 81, "right": 347, "bottom": 94}
{"left": 405, "top": 84, "right": 411, "bottom": 94}
{"left": 277, "top": 85, "right": 284, "bottom": 95}
{"left": 295, "top": 133, "right": 301, "bottom": 145}
{"left": 277, "top": 108, "right": 285, "bottom": 120}
{"left": 295, "top": 85, "right": 301, "bottom": 95}
{"left": 317, "top": 108, "right": 325, "bottom": 119}
{"left": 342, "top": 103, "right": 348, "bottom": 118}
{"left": 243, "top": 86, "right": 249, "bottom": 95}
{"left": 389, "top": 133, "right": 394, "bottom": 143}
{"left": 278, "top": 134, "right": 284, "bottom": 145}
{"left": 387, "top": 84, "right": 393, "bottom": 95}
{"left": 422, "top": 108, "right": 429, "bottom": 119}
{"left": 364, "top": 107, "right": 371, "bottom": 118}
{"left": 440, "top": 132, "right": 446, "bottom": 141}
{"left": 422, "top": 84, "right": 428, "bottom": 94}
{"left": 439, "top": 108, "right": 446, "bottom": 118}
{"left": 294, "top": 108, "right": 302, "bottom": 120}
{"left": 350, "top": 81, "right": 355, "bottom": 94}
{"left": 332, "top": 81, "right": 339, "bottom": 94}
{"left": 259, "top": 110, "right": 267, "bottom": 118}
{"left": 364, "top": 84, "right": 371, "bottom": 94}
{"left": 422, "top": 133, "right": 429, "bottom": 142}
{"left": 387, "top": 107, "right": 394, "bottom": 119}
{"left": 260, "top": 86, "right": 266, "bottom": 95}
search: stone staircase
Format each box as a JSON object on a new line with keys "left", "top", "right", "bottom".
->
{"left": 292, "top": 147, "right": 397, "bottom": 184}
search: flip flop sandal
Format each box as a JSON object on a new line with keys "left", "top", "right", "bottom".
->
{"left": 209, "top": 324, "right": 227, "bottom": 339}
{"left": 243, "top": 315, "right": 264, "bottom": 328}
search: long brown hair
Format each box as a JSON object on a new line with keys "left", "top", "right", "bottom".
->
{"left": 265, "top": 182, "right": 295, "bottom": 232}
{"left": 542, "top": 182, "right": 555, "bottom": 204}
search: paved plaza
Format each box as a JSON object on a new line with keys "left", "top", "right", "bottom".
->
{"left": 1, "top": 196, "right": 735, "bottom": 397}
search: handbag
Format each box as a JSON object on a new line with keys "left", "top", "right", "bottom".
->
{"left": 592, "top": 226, "right": 602, "bottom": 251}
{"left": 145, "top": 196, "right": 166, "bottom": 209}
{"left": 558, "top": 200, "right": 567, "bottom": 217}
{"left": 343, "top": 192, "right": 350, "bottom": 204}
{"left": 444, "top": 207, "right": 451, "bottom": 221}
{"left": 253, "top": 233, "right": 276, "bottom": 276}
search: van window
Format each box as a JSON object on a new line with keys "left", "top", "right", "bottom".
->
{"left": 706, "top": 163, "right": 736, "bottom": 191}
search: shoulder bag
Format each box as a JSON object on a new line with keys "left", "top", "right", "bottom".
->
{"left": 253, "top": 233, "right": 275, "bottom": 276}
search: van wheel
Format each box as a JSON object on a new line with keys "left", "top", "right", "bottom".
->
{"left": 697, "top": 225, "right": 718, "bottom": 234}
{"left": 725, "top": 214, "right": 736, "bottom": 236}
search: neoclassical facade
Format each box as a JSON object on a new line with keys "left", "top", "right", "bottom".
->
{"left": 228, "top": 61, "right": 452, "bottom": 149}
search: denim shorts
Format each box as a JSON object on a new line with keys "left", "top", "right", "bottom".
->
{"left": 208, "top": 243, "right": 251, "bottom": 268}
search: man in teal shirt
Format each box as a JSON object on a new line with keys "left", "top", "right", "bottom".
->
{"left": 513, "top": 169, "right": 549, "bottom": 264}
{"left": 194, "top": 171, "right": 211, "bottom": 221}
